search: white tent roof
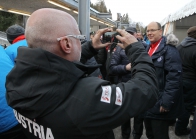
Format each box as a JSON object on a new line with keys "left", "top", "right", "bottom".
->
{"left": 161, "top": 0, "right": 196, "bottom": 26}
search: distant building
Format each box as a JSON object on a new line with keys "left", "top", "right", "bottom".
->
{"left": 161, "top": 0, "right": 196, "bottom": 43}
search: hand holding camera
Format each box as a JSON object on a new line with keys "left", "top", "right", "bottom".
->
{"left": 91, "top": 28, "right": 112, "bottom": 50}
{"left": 115, "top": 29, "right": 138, "bottom": 49}
{"left": 91, "top": 28, "right": 138, "bottom": 50}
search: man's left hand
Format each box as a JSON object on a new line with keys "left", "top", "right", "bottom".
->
{"left": 92, "top": 28, "right": 111, "bottom": 49}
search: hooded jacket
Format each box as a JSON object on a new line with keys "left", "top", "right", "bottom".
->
{"left": 0, "top": 46, "right": 17, "bottom": 133}
{"left": 6, "top": 41, "right": 158, "bottom": 139}
{"left": 145, "top": 35, "right": 184, "bottom": 120}
{"left": 177, "top": 37, "right": 196, "bottom": 81}
{"left": 177, "top": 37, "right": 196, "bottom": 112}
{"left": 5, "top": 39, "right": 28, "bottom": 64}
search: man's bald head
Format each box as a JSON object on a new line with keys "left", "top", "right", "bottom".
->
{"left": 147, "top": 22, "right": 162, "bottom": 43}
{"left": 25, "top": 8, "right": 81, "bottom": 61}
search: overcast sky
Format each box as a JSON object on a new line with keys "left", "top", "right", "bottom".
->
{"left": 91, "top": 0, "right": 194, "bottom": 26}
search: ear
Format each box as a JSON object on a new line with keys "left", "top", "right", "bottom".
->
{"left": 59, "top": 37, "right": 72, "bottom": 54}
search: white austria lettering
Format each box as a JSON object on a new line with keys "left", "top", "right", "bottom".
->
{"left": 21, "top": 114, "right": 27, "bottom": 128}
{"left": 13, "top": 109, "right": 54, "bottom": 139}
{"left": 40, "top": 125, "right": 45, "bottom": 139}
{"left": 46, "top": 128, "right": 54, "bottom": 139}
{"left": 26, "top": 117, "right": 33, "bottom": 133}
{"left": 33, "top": 122, "right": 41, "bottom": 138}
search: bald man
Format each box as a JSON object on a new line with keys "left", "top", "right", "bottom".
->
{"left": 144, "top": 22, "right": 184, "bottom": 139}
{"left": 6, "top": 8, "right": 158, "bottom": 139}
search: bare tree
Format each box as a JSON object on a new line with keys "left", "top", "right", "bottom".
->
{"left": 91, "top": 0, "right": 109, "bottom": 13}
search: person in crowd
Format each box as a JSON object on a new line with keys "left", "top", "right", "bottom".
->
{"left": 94, "top": 26, "right": 117, "bottom": 80}
{"left": 6, "top": 8, "right": 158, "bottom": 139}
{"left": 175, "top": 26, "right": 196, "bottom": 136}
{"left": 143, "top": 34, "right": 150, "bottom": 45}
{"left": 5, "top": 24, "right": 27, "bottom": 64}
{"left": 0, "top": 46, "right": 27, "bottom": 139}
{"left": 83, "top": 31, "right": 102, "bottom": 78}
{"left": 144, "top": 22, "right": 184, "bottom": 139}
{"left": 90, "top": 31, "right": 96, "bottom": 40}
{"left": 94, "top": 45, "right": 107, "bottom": 79}
{"left": 143, "top": 27, "right": 150, "bottom": 45}
{"left": 137, "top": 32, "right": 143, "bottom": 41}
{"left": 137, "top": 32, "right": 147, "bottom": 47}
{"left": 109, "top": 27, "right": 134, "bottom": 139}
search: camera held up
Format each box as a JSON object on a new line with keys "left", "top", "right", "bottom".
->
{"left": 102, "top": 31, "right": 121, "bottom": 43}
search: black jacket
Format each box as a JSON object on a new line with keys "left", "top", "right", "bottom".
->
{"left": 145, "top": 36, "right": 184, "bottom": 120}
{"left": 177, "top": 37, "right": 196, "bottom": 81}
{"left": 109, "top": 40, "right": 146, "bottom": 83}
{"left": 94, "top": 48, "right": 107, "bottom": 79}
{"left": 6, "top": 41, "right": 158, "bottom": 139}
{"left": 177, "top": 37, "right": 196, "bottom": 112}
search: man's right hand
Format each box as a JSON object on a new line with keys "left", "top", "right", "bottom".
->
{"left": 116, "top": 29, "right": 138, "bottom": 49}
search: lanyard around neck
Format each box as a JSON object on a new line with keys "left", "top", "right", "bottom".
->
{"left": 148, "top": 39, "right": 162, "bottom": 56}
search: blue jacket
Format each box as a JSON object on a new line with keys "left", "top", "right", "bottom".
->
{"left": 109, "top": 46, "right": 131, "bottom": 82}
{"left": 5, "top": 39, "right": 28, "bottom": 64}
{"left": 145, "top": 36, "right": 184, "bottom": 120}
{"left": 0, "top": 46, "right": 17, "bottom": 133}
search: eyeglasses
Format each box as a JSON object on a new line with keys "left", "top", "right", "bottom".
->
{"left": 57, "top": 35, "right": 86, "bottom": 41}
{"left": 146, "top": 29, "right": 160, "bottom": 33}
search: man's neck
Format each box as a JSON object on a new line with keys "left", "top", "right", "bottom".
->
{"left": 151, "top": 37, "right": 162, "bottom": 45}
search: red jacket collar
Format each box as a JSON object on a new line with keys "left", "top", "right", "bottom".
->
{"left": 12, "top": 35, "right": 25, "bottom": 44}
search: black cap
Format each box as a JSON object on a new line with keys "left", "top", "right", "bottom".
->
{"left": 6, "top": 24, "right": 25, "bottom": 44}
{"left": 125, "top": 27, "right": 137, "bottom": 33}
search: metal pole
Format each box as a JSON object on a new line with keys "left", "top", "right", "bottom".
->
{"left": 119, "top": 16, "right": 122, "bottom": 29}
{"left": 139, "top": 23, "right": 141, "bottom": 32}
{"left": 78, "top": 0, "right": 90, "bottom": 40}
{"left": 23, "top": 16, "right": 28, "bottom": 29}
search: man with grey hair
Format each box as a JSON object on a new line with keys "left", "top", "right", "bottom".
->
{"left": 175, "top": 26, "right": 196, "bottom": 136}
{"left": 6, "top": 8, "right": 158, "bottom": 139}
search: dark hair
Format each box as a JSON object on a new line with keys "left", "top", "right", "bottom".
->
{"left": 187, "top": 26, "right": 196, "bottom": 39}
{"left": 90, "top": 31, "right": 96, "bottom": 36}
{"left": 156, "top": 22, "right": 162, "bottom": 30}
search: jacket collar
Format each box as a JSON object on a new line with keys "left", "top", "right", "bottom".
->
{"left": 17, "top": 47, "right": 100, "bottom": 76}
{"left": 146, "top": 36, "right": 167, "bottom": 58}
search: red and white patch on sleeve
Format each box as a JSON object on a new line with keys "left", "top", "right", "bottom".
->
{"left": 115, "top": 87, "right": 122, "bottom": 106}
{"left": 101, "top": 85, "right": 112, "bottom": 103}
